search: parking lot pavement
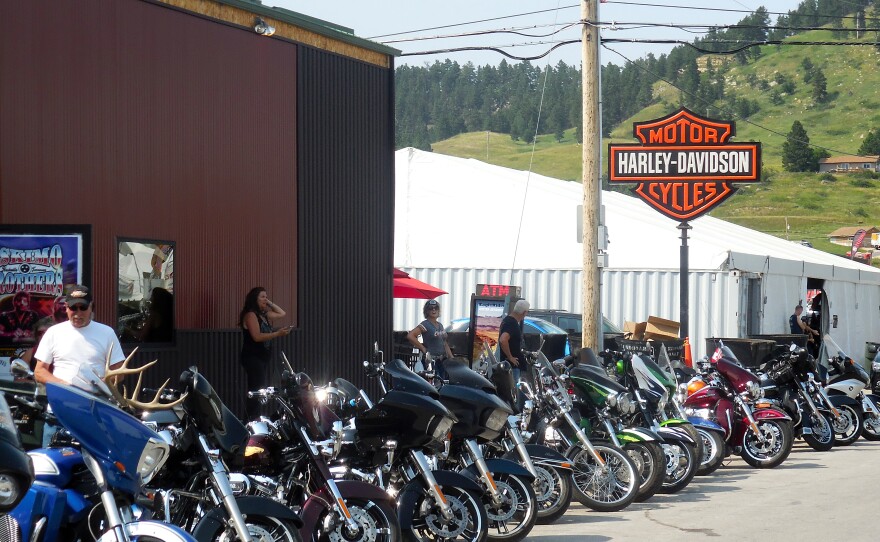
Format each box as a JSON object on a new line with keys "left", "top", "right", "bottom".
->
{"left": 527, "top": 439, "right": 880, "bottom": 541}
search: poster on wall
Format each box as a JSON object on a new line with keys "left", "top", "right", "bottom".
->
{"left": 0, "top": 231, "right": 85, "bottom": 380}
{"left": 468, "top": 296, "right": 508, "bottom": 365}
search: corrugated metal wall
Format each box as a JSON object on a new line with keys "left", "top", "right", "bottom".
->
{"left": 296, "top": 46, "right": 395, "bottom": 385}
{"left": 392, "top": 267, "right": 738, "bottom": 360}
{"left": 1, "top": 1, "right": 395, "bottom": 412}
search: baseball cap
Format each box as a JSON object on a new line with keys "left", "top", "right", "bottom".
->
{"left": 65, "top": 285, "right": 93, "bottom": 308}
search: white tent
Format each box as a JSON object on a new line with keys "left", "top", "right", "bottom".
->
{"left": 393, "top": 147, "right": 880, "bottom": 361}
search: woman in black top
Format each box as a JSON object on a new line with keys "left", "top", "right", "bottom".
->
{"left": 239, "top": 286, "right": 290, "bottom": 419}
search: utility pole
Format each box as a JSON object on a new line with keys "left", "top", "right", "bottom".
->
{"left": 581, "top": 0, "right": 600, "bottom": 349}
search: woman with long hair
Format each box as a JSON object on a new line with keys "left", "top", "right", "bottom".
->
{"left": 239, "top": 286, "right": 291, "bottom": 419}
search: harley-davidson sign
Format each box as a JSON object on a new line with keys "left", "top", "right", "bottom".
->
{"left": 608, "top": 108, "right": 761, "bottom": 221}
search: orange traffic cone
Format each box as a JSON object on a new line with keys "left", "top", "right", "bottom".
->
{"left": 683, "top": 336, "right": 693, "bottom": 368}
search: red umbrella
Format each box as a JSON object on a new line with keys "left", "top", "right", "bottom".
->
{"left": 393, "top": 268, "right": 447, "bottom": 299}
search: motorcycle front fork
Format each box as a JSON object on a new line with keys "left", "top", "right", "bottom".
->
{"left": 410, "top": 450, "right": 456, "bottom": 521}
{"left": 464, "top": 439, "right": 504, "bottom": 508}
{"left": 198, "top": 435, "right": 254, "bottom": 542}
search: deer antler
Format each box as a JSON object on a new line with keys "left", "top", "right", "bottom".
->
{"left": 103, "top": 347, "right": 187, "bottom": 411}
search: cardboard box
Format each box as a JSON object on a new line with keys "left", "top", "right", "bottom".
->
{"left": 644, "top": 316, "right": 680, "bottom": 340}
{"left": 623, "top": 321, "right": 647, "bottom": 340}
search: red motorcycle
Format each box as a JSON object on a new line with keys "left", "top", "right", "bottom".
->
{"left": 682, "top": 344, "right": 794, "bottom": 468}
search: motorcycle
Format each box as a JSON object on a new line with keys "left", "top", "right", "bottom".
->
{"left": 242, "top": 365, "right": 401, "bottom": 542}
{"left": 554, "top": 351, "right": 672, "bottom": 501}
{"left": 475, "top": 349, "right": 573, "bottom": 525}
{"left": 586, "top": 348, "right": 702, "bottom": 494}
{"left": 136, "top": 364, "right": 304, "bottom": 542}
{"left": 0, "top": 391, "right": 33, "bottom": 542}
{"left": 757, "top": 346, "right": 835, "bottom": 451}
{"left": 650, "top": 345, "right": 728, "bottom": 476}
{"left": 518, "top": 350, "right": 640, "bottom": 512}
{"left": 820, "top": 335, "right": 880, "bottom": 444}
{"left": 683, "top": 343, "right": 794, "bottom": 469}
{"left": 11, "top": 360, "right": 196, "bottom": 542}
{"left": 433, "top": 358, "right": 537, "bottom": 542}
{"left": 325, "top": 346, "right": 489, "bottom": 542}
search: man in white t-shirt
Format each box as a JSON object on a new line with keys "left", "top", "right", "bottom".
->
{"left": 34, "top": 285, "right": 125, "bottom": 386}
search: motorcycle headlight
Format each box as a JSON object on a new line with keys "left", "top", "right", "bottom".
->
{"left": 0, "top": 473, "right": 25, "bottom": 509}
{"left": 617, "top": 392, "right": 636, "bottom": 415}
{"left": 137, "top": 437, "right": 170, "bottom": 484}
{"left": 746, "top": 380, "right": 763, "bottom": 399}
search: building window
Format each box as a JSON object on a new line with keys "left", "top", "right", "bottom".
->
{"left": 117, "top": 239, "right": 174, "bottom": 344}
{"left": 864, "top": 163, "right": 871, "bottom": 169}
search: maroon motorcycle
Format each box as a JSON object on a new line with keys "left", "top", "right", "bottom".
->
{"left": 682, "top": 344, "right": 794, "bottom": 469}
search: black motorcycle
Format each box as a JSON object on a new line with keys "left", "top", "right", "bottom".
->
{"left": 435, "top": 359, "right": 537, "bottom": 542}
{"left": 137, "top": 367, "right": 304, "bottom": 542}
{"left": 324, "top": 347, "right": 489, "bottom": 542}
{"left": 242, "top": 368, "right": 401, "bottom": 542}
{"left": 758, "top": 346, "right": 835, "bottom": 451}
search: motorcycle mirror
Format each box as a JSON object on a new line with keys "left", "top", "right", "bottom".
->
{"left": 10, "top": 359, "right": 32, "bottom": 379}
{"left": 281, "top": 351, "right": 294, "bottom": 373}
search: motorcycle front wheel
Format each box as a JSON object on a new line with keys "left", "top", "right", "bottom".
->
{"left": 215, "top": 515, "right": 302, "bottom": 542}
{"left": 402, "top": 483, "right": 488, "bottom": 542}
{"left": 741, "top": 419, "right": 793, "bottom": 468}
{"left": 831, "top": 404, "right": 863, "bottom": 446}
{"left": 315, "top": 498, "right": 400, "bottom": 542}
{"left": 694, "top": 428, "right": 726, "bottom": 476}
{"left": 862, "top": 411, "right": 880, "bottom": 441}
{"left": 565, "top": 441, "right": 639, "bottom": 512}
{"left": 624, "top": 441, "right": 665, "bottom": 503}
{"left": 658, "top": 440, "right": 698, "bottom": 494}
{"left": 532, "top": 464, "right": 571, "bottom": 525}
{"left": 483, "top": 473, "right": 537, "bottom": 542}
{"left": 802, "top": 411, "right": 835, "bottom": 451}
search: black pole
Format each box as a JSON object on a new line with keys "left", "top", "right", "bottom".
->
{"left": 678, "top": 221, "right": 691, "bottom": 339}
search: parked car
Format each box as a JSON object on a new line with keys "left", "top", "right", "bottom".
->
{"left": 526, "top": 309, "right": 624, "bottom": 349}
{"left": 445, "top": 316, "right": 571, "bottom": 357}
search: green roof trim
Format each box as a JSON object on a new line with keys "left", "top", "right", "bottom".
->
{"left": 216, "top": 0, "right": 400, "bottom": 57}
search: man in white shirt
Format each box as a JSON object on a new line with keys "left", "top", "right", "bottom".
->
{"left": 34, "top": 285, "right": 125, "bottom": 386}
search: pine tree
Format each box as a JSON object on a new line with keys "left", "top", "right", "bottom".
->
{"left": 811, "top": 68, "right": 828, "bottom": 104}
{"left": 782, "top": 121, "right": 817, "bottom": 172}
{"left": 858, "top": 129, "right": 880, "bottom": 155}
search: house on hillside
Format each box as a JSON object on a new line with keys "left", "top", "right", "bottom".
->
{"left": 828, "top": 226, "right": 879, "bottom": 247}
{"left": 818, "top": 155, "right": 880, "bottom": 173}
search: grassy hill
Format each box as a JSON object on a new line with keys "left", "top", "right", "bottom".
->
{"left": 430, "top": 25, "right": 880, "bottom": 265}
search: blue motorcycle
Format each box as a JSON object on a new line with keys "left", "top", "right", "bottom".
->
{"left": 9, "top": 377, "right": 195, "bottom": 542}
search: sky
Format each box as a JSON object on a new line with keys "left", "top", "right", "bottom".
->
{"left": 270, "top": 0, "right": 805, "bottom": 67}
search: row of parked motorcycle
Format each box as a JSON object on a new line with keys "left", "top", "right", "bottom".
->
{"left": 0, "top": 331, "right": 878, "bottom": 542}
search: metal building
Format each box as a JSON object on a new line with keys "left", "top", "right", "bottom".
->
{"left": 0, "top": 0, "right": 398, "bottom": 414}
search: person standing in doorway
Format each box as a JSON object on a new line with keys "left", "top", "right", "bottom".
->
{"left": 238, "top": 287, "right": 291, "bottom": 420}
{"left": 790, "top": 304, "right": 819, "bottom": 356}
{"left": 407, "top": 299, "right": 453, "bottom": 377}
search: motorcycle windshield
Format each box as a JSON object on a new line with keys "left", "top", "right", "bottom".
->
{"left": 443, "top": 359, "right": 496, "bottom": 393}
{"left": 46, "top": 383, "right": 158, "bottom": 492}
{"left": 631, "top": 354, "right": 672, "bottom": 400}
{"left": 385, "top": 359, "right": 440, "bottom": 398}
{"left": 823, "top": 334, "right": 869, "bottom": 381}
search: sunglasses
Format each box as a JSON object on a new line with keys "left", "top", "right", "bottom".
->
{"left": 429, "top": 306, "right": 440, "bottom": 310}
{"left": 68, "top": 304, "right": 90, "bottom": 312}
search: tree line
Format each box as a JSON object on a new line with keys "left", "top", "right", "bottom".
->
{"left": 394, "top": 0, "right": 873, "bottom": 151}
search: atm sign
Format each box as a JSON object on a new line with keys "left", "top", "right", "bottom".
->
{"left": 608, "top": 108, "right": 761, "bottom": 221}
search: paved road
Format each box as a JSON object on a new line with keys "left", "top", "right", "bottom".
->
{"left": 527, "top": 438, "right": 880, "bottom": 541}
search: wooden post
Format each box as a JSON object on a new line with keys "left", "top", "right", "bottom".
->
{"left": 582, "top": 0, "right": 601, "bottom": 349}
